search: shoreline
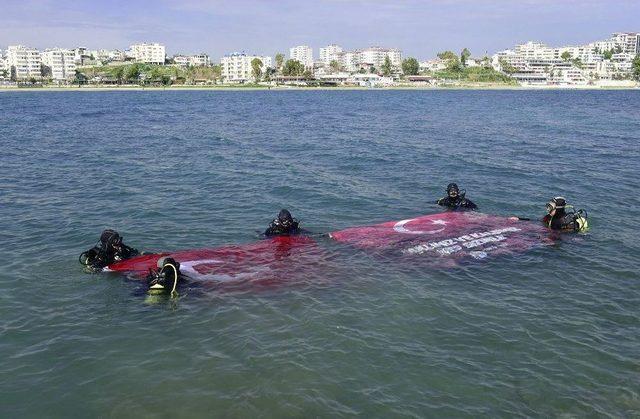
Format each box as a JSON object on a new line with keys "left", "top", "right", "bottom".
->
{"left": 0, "top": 83, "right": 638, "bottom": 92}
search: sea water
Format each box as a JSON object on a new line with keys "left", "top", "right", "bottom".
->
{"left": 1, "top": 89, "right": 639, "bottom": 417}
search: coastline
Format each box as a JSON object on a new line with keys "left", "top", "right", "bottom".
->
{"left": 0, "top": 83, "right": 638, "bottom": 92}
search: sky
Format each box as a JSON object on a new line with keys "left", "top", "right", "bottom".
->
{"left": 1, "top": 0, "right": 639, "bottom": 60}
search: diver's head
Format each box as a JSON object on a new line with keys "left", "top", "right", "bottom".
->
{"left": 546, "top": 197, "right": 567, "bottom": 217}
{"left": 277, "top": 209, "right": 294, "bottom": 228}
{"left": 446, "top": 183, "right": 460, "bottom": 199}
{"left": 100, "top": 229, "right": 122, "bottom": 251}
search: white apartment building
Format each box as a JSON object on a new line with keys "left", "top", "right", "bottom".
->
{"left": 189, "top": 53, "right": 210, "bottom": 66}
{"left": 130, "top": 43, "right": 166, "bottom": 64}
{"left": 319, "top": 44, "right": 343, "bottom": 65}
{"left": 91, "top": 49, "right": 126, "bottom": 63}
{"left": 173, "top": 56, "right": 190, "bottom": 66}
{"left": 419, "top": 59, "right": 447, "bottom": 72}
{"left": 338, "top": 51, "right": 359, "bottom": 72}
{"left": 41, "top": 48, "right": 76, "bottom": 81}
{"left": 359, "top": 46, "right": 402, "bottom": 69}
{"left": 289, "top": 45, "right": 313, "bottom": 68}
{"left": 611, "top": 32, "right": 640, "bottom": 54}
{"left": 0, "top": 50, "right": 6, "bottom": 73}
{"left": 173, "top": 53, "right": 211, "bottom": 67}
{"left": 514, "top": 41, "right": 554, "bottom": 60}
{"left": 7, "top": 45, "right": 42, "bottom": 80}
{"left": 221, "top": 53, "right": 272, "bottom": 82}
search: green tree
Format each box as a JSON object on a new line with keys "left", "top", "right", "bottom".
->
{"left": 302, "top": 69, "right": 313, "bottom": 79}
{"left": 603, "top": 49, "right": 614, "bottom": 60}
{"left": 73, "top": 70, "right": 87, "bottom": 86}
{"left": 263, "top": 67, "right": 276, "bottom": 82}
{"left": 614, "top": 45, "right": 623, "bottom": 54}
{"left": 275, "top": 53, "right": 285, "bottom": 72}
{"left": 329, "top": 59, "right": 341, "bottom": 73}
{"left": 437, "top": 51, "right": 458, "bottom": 61}
{"left": 633, "top": 55, "right": 640, "bottom": 81}
{"left": 125, "top": 64, "right": 141, "bottom": 82}
{"left": 381, "top": 56, "right": 393, "bottom": 76}
{"left": 571, "top": 57, "right": 584, "bottom": 69}
{"left": 282, "top": 59, "right": 305, "bottom": 76}
{"left": 461, "top": 48, "right": 471, "bottom": 67}
{"left": 251, "top": 57, "right": 263, "bottom": 82}
{"left": 211, "top": 64, "right": 222, "bottom": 81}
{"left": 114, "top": 66, "right": 125, "bottom": 84}
{"left": 498, "top": 58, "right": 518, "bottom": 74}
{"left": 401, "top": 57, "right": 419, "bottom": 75}
{"left": 561, "top": 51, "right": 572, "bottom": 61}
{"left": 149, "top": 66, "right": 163, "bottom": 82}
{"left": 437, "top": 51, "right": 461, "bottom": 72}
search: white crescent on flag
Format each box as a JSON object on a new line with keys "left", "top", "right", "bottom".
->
{"left": 393, "top": 218, "right": 447, "bottom": 235}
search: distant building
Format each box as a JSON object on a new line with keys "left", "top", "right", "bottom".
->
{"left": 91, "top": 49, "right": 126, "bottom": 64}
{"left": 0, "top": 49, "right": 6, "bottom": 73}
{"left": 72, "top": 47, "right": 89, "bottom": 65}
{"left": 188, "top": 53, "right": 210, "bottom": 66}
{"left": 332, "top": 46, "right": 402, "bottom": 73}
{"left": 7, "top": 45, "right": 42, "bottom": 80}
{"left": 359, "top": 46, "right": 402, "bottom": 69}
{"left": 221, "top": 52, "right": 272, "bottom": 82}
{"left": 173, "top": 53, "right": 211, "bottom": 67}
{"left": 491, "top": 31, "right": 640, "bottom": 86}
{"left": 338, "top": 51, "right": 359, "bottom": 72}
{"left": 419, "top": 59, "right": 447, "bottom": 72}
{"left": 41, "top": 48, "right": 76, "bottom": 81}
{"left": 130, "top": 43, "right": 166, "bottom": 64}
{"left": 173, "top": 55, "right": 189, "bottom": 67}
{"left": 289, "top": 45, "right": 313, "bottom": 68}
{"left": 611, "top": 32, "right": 640, "bottom": 54}
{"left": 319, "top": 44, "right": 343, "bottom": 66}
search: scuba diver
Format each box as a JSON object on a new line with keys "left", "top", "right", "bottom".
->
{"left": 147, "top": 256, "right": 181, "bottom": 295}
{"left": 542, "top": 196, "right": 589, "bottom": 232}
{"left": 436, "top": 183, "right": 477, "bottom": 211}
{"left": 79, "top": 229, "right": 140, "bottom": 272}
{"left": 264, "top": 209, "right": 306, "bottom": 236}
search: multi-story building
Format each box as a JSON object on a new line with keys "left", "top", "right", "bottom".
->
{"left": 130, "top": 43, "right": 166, "bottom": 64}
{"left": 173, "top": 55, "right": 190, "bottom": 67}
{"left": 359, "top": 46, "right": 402, "bottom": 69}
{"left": 492, "top": 31, "right": 640, "bottom": 85}
{"left": 90, "top": 49, "right": 126, "bottom": 64}
{"left": 7, "top": 45, "right": 42, "bottom": 80}
{"left": 419, "top": 59, "right": 447, "bottom": 72}
{"left": 319, "top": 44, "right": 343, "bottom": 66}
{"left": 289, "top": 45, "right": 313, "bottom": 68}
{"left": 337, "top": 51, "right": 359, "bottom": 72}
{"left": 41, "top": 48, "right": 76, "bottom": 81}
{"left": 611, "top": 32, "right": 640, "bottom": 54}
{"left": 221, "top": 52, "right": 272, "bottom": 82}
{"left": 73, "top": 47, "right": 89, "bottom": 65}
{"left": 173, "top": 53, "right": 211, "bottom": 67}
{"left": 0, "top": 49, "right": 6, "bottom": 74}
{"left": 188, "top": 53, "right": 210, "bottom": 66}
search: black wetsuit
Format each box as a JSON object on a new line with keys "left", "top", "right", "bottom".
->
{"left": 83, "top": 243, "right": 139, "bottom": 271}
{"left": 436, "top": 196, "right": 477, "bottom": 211}
{"left": 264, "top": 219, "right": 304, "bottom": 236}
{"left": 542, "top": 211, "right": 580, "bottom": 232}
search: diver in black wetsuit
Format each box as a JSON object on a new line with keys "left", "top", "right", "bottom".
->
{"left": 542, "top": 197, "right": 589, "bottom": 232}
{"left": 436, "top": 183, "right": 477, "bottom": 211}
{"left": 79, "top": 229, "right": 140, "bottom": 272}
{"left": 264, "top": 209, "right": 306, "bottom": 236}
